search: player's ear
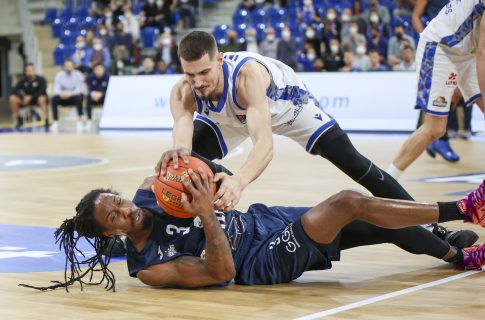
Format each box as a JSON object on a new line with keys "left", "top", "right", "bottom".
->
{"left": 217, "top": 52, "right": 224, "bottom": 65}
{"left": 102, "top": 231, "right": 114, "bottom": 238}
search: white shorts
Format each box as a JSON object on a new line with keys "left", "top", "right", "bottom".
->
{"left": 415, "top": 40, "right": 481, "bottom": 116}
{"left": 195, "top": 101, "right": 337, "bottom": 158}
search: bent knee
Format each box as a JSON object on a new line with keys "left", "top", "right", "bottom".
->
{"left": 329, "top": 190, "right": 368, "bottom": 217}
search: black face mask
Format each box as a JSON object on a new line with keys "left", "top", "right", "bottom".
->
{"left": 396, "top": 32, "right": 403, "bottom": 40}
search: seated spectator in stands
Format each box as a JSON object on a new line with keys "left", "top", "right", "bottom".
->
{"left": 72, "top": 35, "right": 89, "bottom": 74}
{"left": 137, "top": 56, "right": 159, "bottom": 75}
{"left": 367, "top": 26, "right": 388, "bottom": 63}
{"left": 84, "top": 37, "right": 111, "bottom": 71}
{"left": 365, "top": 7, "right": 391, "bottom": 39}
{"left": 97, "top": 24, "right": 112, "bottom": 47}
{"left": 85, "top": 64, "right": 109, "bottom": 131}
{"left": 9, "top": 63, "right": 48, "bottom": 130}
{"left": 387, "top": 23, "right": 415, "bottom": 68}
{"left": 240, "top": 0, "right": 256, "bottom": 12}
{"left": 341, "top": 21, "right": 366, "bottom": 53}
{"left": 393, "top": 45, "right": 416, "bottom": 71}
{"left": 324, "top": 38, "right": 344, "bottom": 71}
{"left": 179, "top": 0, "right": 198, "bottom": 28}
{"left": 368, "top": 49, "right": 389, "bottom": 71}
{"left": 299, "top": 47, "right": 318, "bottom": 72}
{"left": 340, "top": 50, "right": 362, "bottom": 72}
{"left": 340, "top": 8, "right": 365, "bottom": 41}
{"left": 277, "top": 27, "right": 299, "bottom": 71}
{"left": 111, "top": 0, "right": 131, "bottom": 26}
{"left": 111, "top": 21, "right": 133, "bottom": 74}
{"left": 91, "top": 0, "right": 110, "bottom": 18}
{"left": 353, "top": 44, "right": 371, "bottom": 71}
{"left": 50, "top": 60, "right": 84, "bottom": 133}
{"left": 323, "top": 7, "right": 341, "bottom": 44}
{"left": 299, "top": 0, "right": 321, "bottom": 25}
{"left": 156, "top": 60, "right": 172, "bottom": 74}
{"left": 303, "top": 26, "right": 322, "bottom": 56}
{"left": 313, "top": 57, "right": 325, "bottom": 72}
{"left": 219, "top": 29, "right": 243, "bottom": 52}
{"left": 140, "top": 0, "right": 174, "bottom": 32}
{"left": 240, "top": 28, "right": 259, "bottom": 53}
{"left": 258, "top": 27, "right": 278, "bottom": 59}
{"left": 362, "top": 0, "right": 390, "bottom": 26}
{"left": 122, "top": 8, "right": 140, "bottom": 41}
{"left": 157, "top": 31, "right": 180, "bottom": 73}
{"left": 393, "top": 0, "right": 414, "bottom": 19}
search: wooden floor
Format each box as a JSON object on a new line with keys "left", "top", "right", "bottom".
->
{"left": 1, "top": 131, "right": 484, "bottom": 320}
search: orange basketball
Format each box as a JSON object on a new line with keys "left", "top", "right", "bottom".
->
{"left": 153, "top": 155, "right": 216, "bottom": 218}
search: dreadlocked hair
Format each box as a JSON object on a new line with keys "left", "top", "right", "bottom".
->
{"left": 19, "top": 188, "right": 120, "bottom": 292}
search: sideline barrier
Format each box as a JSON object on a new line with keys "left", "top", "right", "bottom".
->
{"left": 100, "top": 72, "right": 484, "bottom": 132}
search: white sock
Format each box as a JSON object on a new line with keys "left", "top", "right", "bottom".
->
{"left": 386, "top": 163, "right": 403, "bottom": 180}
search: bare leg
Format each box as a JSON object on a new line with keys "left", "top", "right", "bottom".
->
{"left": 37, "top": 95, "right": 49, "bottom": 123}
{"left": 392, "top": 113, "right": 448, "bottom": 172}
{"left": 475, "top": 98, "right": 484, "bottom": 113}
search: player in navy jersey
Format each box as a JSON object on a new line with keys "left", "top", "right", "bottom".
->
{"left": 154, "top": 30, "right": 475, "bottom": 247}
{"left": 23, "top": 158, "right": 485, "bottom": 291}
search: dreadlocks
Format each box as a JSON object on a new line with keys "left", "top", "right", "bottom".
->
{"left": 19, "top": 188, "right": 119, "bottom": 292}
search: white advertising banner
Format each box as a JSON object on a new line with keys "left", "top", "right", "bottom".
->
{"left": 100, "top": 73, "right": 484, "bottom": 132}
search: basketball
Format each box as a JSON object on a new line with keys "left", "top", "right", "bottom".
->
{"left": 153, "top": 156, "right": 216, "bottom": 218}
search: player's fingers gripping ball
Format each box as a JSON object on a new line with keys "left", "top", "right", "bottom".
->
{"left": 153, "top": 156, "right": 216, "bottom": 218}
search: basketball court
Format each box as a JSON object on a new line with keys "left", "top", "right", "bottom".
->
{"left": 1, "top": 131, "right": 484, "bottom": 319}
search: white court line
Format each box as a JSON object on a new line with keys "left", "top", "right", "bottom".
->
{"left": 293, "top": 270, "right": 483, "bottom": 320}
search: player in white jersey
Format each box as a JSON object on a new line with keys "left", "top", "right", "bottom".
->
{"left": 154, "top": 31, "right": 476, "bottom": 247}
{"left": 388, "top": 0, "right": 485, "bottom": 179}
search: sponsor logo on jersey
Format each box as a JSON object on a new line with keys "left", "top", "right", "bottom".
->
{"left": 235, "top": 114, "right": 247, "bottom": 124}
{"left": 446, "top": 73, "right": 457, "bottom": 86}
{"left": 432, "top": 96, "right": 447, "bottom": 108}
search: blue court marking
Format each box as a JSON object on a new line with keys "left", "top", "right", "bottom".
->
{"left": 410, "top": 172, "right": 485, "bottom": 184}
{"left": 0, "top": 155, "right": 106, "bottom": 172}
{"left": 0, "top": 224, "right": 125, "bottom": 273}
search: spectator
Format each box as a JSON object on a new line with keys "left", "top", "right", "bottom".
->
{"left": 258, "top": 27, "right": 278, "bottom": 59}
{"left": 393, "top": 0, "right": 415, "bottom": 19}
{"left": 179, "top": 0, "right": 198, "bottom": 28}
{"left": 91, "top": 0, "right": 110, "bottom": 17}
{"left": 72, "top": 35, "right": 89, "bottom": 74}
{"left": 365, "top": 8, "right": 391, "bottom": 38}
{"left": 219, "top": 29, "right": 243, "bottom": 52}
{"left": 299, "top": 0, "right": 321, "bottom": 25}
{"left": 241, "top": 28, "right": 259, "bottom": 53}
{"left": 323, "top": 7, "right": 341, "bottom": 44}
{"left": 340, "top": 50, "right": 362, "bottom": 72}
{"left": 85, "top": 29, "right": 95, "bottom": 47}
{"left": 240, "top": 0, "right": 256, "bottom": 12}
{"left": 341, "top": 21, "right": 366, "bottom": 53}
{"left": 368, "top": 49, "right": 389, "bottom": 71}
{"left": 362, "top": 0, "right": 391, "bottom": 26}
{"left": 85, "top": 64, "right": 109, "bottom": 131}
{"left": 137, "top": 56, "right": 159, "bottom": 75}
{"left": 303, "top": 25, "right": 321, "bottom": 56}
{"left": 353, "top": 44, "right": 371, "bottom": 71}
{"left": 9, "top": 63, "right": 48, "bottom": 129}
{"left": 50, "top": 60, "right": 84, "bottom": 133}
{"left": 367, "top": 26, "right": 388, "bottom": 62}
{"left": 340, "top": 8, "right": 366, "bottom": 41}
{"left": 387, "top": 23, "right": 416, "bottom": 67}
{"left": 140, "top": 0, "right": 173, "bottom": 32}
{"left": 323, "top": 38, "right": 344, "bottom": 71}
{"left": 277, "top": 27, "right": 299, "bottom": 70}
{"left": 157, "top": 31, "right": 180, "bottom": 73}
{"left": 299, "top": 47, "right": 317, "bottom": 72}
{"left": 122, "top": 8, "right": 140, "bottom": 41}
{"left": 111, "top": 21, "right": 133, "bottom": 74}
{"left": 110, "top": 0, "right": 131, "bottom": 26}
{"left": 313, "top": 57, "right": 325, "bottom": 72}
{"left": 393, "top": 45, "right": 416, "bottom": 71}
{"left": 84, "top": 37, "right": 111, "bottom": 71}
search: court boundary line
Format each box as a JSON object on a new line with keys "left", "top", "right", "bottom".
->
{"left": 293, "top": 270, "right": 483, "bottom": 319}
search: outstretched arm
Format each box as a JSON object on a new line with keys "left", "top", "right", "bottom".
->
{"left": 214, "top": 62, "right": 273, "bottom": 211}
{"left": 137, "top": 168, "right": 235, "bottom": 288}
{"left": 412, "top": 0, "right": 427, "bottom": 33}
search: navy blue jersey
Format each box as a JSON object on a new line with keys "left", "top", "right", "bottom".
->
{"left": 86, "top": 72, "right": 109, "bottom": 94}
{"left": 126, "top": 197, "right": 340, "bottom": 285}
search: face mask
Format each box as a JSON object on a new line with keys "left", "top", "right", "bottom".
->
{"left": 356, "top": 46, "right": 366, "bottom": 55}
{"left": 370, "top": 14, "right": 379, "bottom": 23}
{"left": 105, "top": 11, "right": 112, "bottom": 18}
{"left": 162, "top": 38, "right": 171, "bottom": 45}
{"left": 307, "top": 54, "right": 316, "bottom": 60}
{"left": 303, "top": 0, "right": 312, "bottom": 5}
{"left": 327, "top": 12, "right": 336, "bottom": 21}
{"left": 330, "top": 44, "right": 339, "bottom": 53}
{"left": 266, "top": 34, "right": 275, "bottom": 41}
{"left": 94, "top": 43, "right": 103, "bottom": 51}
{"left": 282, "top": 31, "right": 291, "bottom": 39}
{"left": 349, "top": 26, "right": 358, "bottom": 34}
{"left": 255, "top": 0, "right": 265, "bottom": 4}
{"left": 305, "top": 30, "right": 315, "bottom": 39}
{"left": 125, "top": 12, "right": 132, "bottom": 18}
{"left": 341, "top": 14, "right": 350, "bottom": 22}
{"left": 76, "top": 42, "right": 85, "bottom": 49}
{"left": 156, "top": 0, "right": 163, "bottom": 6}
{"left": 99, "top": 29, "right": 107, "bottom": 36}
{"left": 148, "top": 0, "right": 155, "bottom": 4}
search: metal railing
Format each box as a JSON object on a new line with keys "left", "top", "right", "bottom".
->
{"left": 18, "top": 0, "right": 43, "bottom": 73}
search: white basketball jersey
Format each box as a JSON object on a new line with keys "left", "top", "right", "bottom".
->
{"left": 193, "top": 51, "right": 322, "bottom": 128}
{"left": 422, "top": 0, "right": 484, "bottom": 55}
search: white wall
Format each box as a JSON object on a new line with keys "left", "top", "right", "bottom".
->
{"left": 100, "top": 72, "right": 485, "bottom": 132}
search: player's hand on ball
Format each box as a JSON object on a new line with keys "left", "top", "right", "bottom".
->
{"left": 155, "top": 147, "right": 191, "bottom": 175}
{"left": 181, "top": 167, "right": 215, "bottom": 217}
{"left": 213, "top": 173, "right": 246, "bottom": 212}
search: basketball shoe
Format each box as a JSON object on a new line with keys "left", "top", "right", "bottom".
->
{"left": 432, "top": 139, "right": 460, "bottom": 162}
{"left": 431, "top": 224, "right": 478, "bottom": 248}
{"left": 455, "top": 244, "right": 485, "bottom": 270}
{"left": 456, "top": 180, "right": 485, "bottom": 227}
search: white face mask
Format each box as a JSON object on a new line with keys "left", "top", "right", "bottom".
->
{"left": 327, "top": 12, "right": 336, "bottom": 21}
{"left": 156, "top": 0, "right": 163, "bottom": 6}
{"left": 341, "top": 14, "right": 351, "bottom": 22}
{"left": 94, "top": 43, "right": 103, "bottom": 51}
{"left": 307, "top": 54, "right": 316, "bottom": 60}
{"left": 281, "top": 31, "right": 291, "bottom": 39}
{"left": 306, "top": 30, "right": 315, "bottom": 39}
{"left": 148, "top": 0, "right": 155, "bottom": 4}
{"left": 349, "top": 26, "right": 358, "bottom": 34}
{"left": 266, "top": 34, "right": 275, "bottom": 41}
{"left": 99, "top": 29, "right": 107, "bottom": 36}
{"left": 105, "top": 11, "right": 112, "bottom": 18}
{"left": 330, "top": 44, "right": 339, "bottom": 53}
{"left": 356, "top": 46, "right": 366, "bottom": 55}
{"left": 370, "top": 14, "right": 379, "bottom": 23}
{"left": 76, "top": 42, "right": 85, "bottom": 49}
{"left": 162, "top": 38, "right": 171, "bottom": 45}
{"left": 303, "top": 0, "right": 312, "bottom": 5}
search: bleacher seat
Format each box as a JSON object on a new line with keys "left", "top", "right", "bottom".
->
{"left": 80, "top": 16, "right": 97, "bottom": 30}
{"left": 75, "top": 6, "right": 89, "bottom": 21}
{"left": 269, "top": 8, "right": 286, "bottom": 25}
{"left": 53, "top": 45, "right": 66, "bottom": 65}
{"left": 52, "top": 19, "right": 63, "bottom": 38}
{"left": 233, "top": 9, "right": 250, "bottom": 25}
{"left": 234, "top": 24, "right": 247, "bottom": 39}
{"left": 42, "top": 8, "right": 57, "bottom": 25}
{"left": 252, "top": 9, "right": 267, "bottom": 27}
{"left": 213, "top": 24, "right": 230, "bottom": 42}
{"left": 141, "top": 27, "right": 159, "bottom": 48}
{"left": 59, "top": 7, "right": 73, "bottom": 22}
{"left": 60, "top": 30, "right": 76, "bottom": 46}
{"left": 255, "top": 23, "right": 267, "bottom": 41}
{"left": 64, "top": 17, "right": 79, "bottom": 34}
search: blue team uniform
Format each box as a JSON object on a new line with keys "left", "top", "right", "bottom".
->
{"left": 126, "top": 190, "right": 342, "bottom": 285}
